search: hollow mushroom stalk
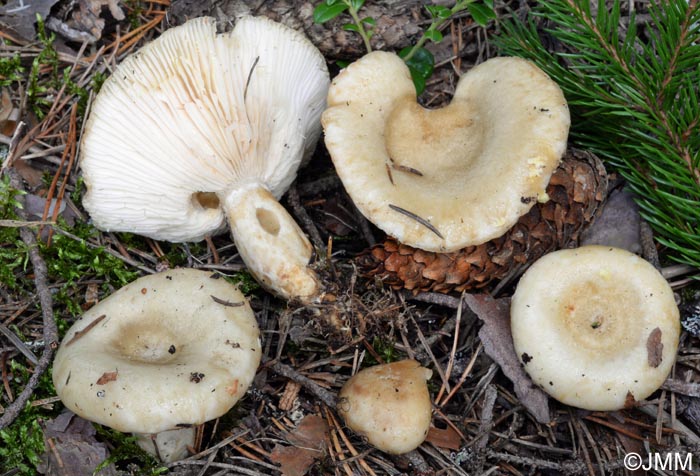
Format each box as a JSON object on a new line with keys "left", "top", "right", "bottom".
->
{"left": 52, "top": 269, "right": 262, "bottom": 462}
{"left": 80, "top": 16, "right": 330, "bottom": 300}
{"left": 322, "top": 52, "right": 570, "bottom": 252}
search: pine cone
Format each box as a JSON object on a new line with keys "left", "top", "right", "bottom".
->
{"left": 358, "top": 150, "right": 608, "bottom": 294}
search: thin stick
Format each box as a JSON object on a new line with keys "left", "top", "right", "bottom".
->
{"left": 65, "top": 315, "right": 107, "bottom": 346}
{"left": 436, "top": 291, "right": 464, "bottom": 404}
{"left": 0, "top": 170, "right": 59, "bottom": 429}
{"left": 267, "top": 360, "right": 337, "bottom": 408}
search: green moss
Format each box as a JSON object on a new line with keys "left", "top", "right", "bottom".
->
{"left": 0, "top": 407, "right": 45, "bottom": 475}
{"left": 223, "top": 270, "right": 261, "bottom": 295}
{"left": 0, "top": 51, "right": 23, "bottom": 86}
{"left": 369, "top": 337, "right": 397, "bottom": 364}
{"left": 0, "top": 175, "right": 29, "bottom": 291}
{"left": 27, "top": 17, "right": 60, "bottom": 118}
{"left": 93, "top": 426, "right": 168, "bottom": 476}
{"left": 44, "top": 221, "right": 139, "bottom": 291}
{"left": 0, "top": 362, "right": 58, "bottom": 476}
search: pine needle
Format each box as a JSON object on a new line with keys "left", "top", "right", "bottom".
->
{"left": 495, "top": 0, "right": 700, "bottom": 266}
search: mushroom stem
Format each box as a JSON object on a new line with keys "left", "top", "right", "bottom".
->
{"left": 222, "top": 184, "right": 319, "bottom": 300}
{"left": 134, "top": 427, "right": 195, "bottom": 463}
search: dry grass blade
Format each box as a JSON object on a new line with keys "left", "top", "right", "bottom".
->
{"left": 388, "top": 204, "right": 444, "bottom": 239}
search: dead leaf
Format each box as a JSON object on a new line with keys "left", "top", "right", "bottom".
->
{"left": 0, "top": 88, "right": 12, "bottom": 123}
{"left": 84, "top": 282, "right": 99, "bottom": 309}
{"left": 0, "top": 0, "right": 60, "bottom": 40}
{"left": 279, "top": 381, "right": 302, "bottom": 411}
{"left": 319, "top": 196, "right": 357, "bottom": 236}
{"left": 580, "top": 187, "right": 641, "bottom": 254}
{"left": 646, "top": 327, "right": 663, "bottom": 368}
{"left": 96, "top": 371, "right": 118, "bottom": 385}
{"left": 24, "top": 194, "right": 79, "bottom": 226}
{"left": 464, "top": 293, "right": 551, "bottom": 424}
{"left": 270, "top": 414, "right": 329, "bottom": 476}
{"left": 37, "top": 411, "right": 118, "bottom": 476}
{"left": 59, "top": 0, "right": 124, "bottom": 42}
{"left": 425, "top": 425, "right": 462, "bottom": 450}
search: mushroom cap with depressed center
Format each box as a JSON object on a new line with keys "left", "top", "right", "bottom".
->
{"left": 337, "top": 360, "right": 433, "bottom": 454}
{"left": 52, "top": 268, "right": 262, "bottom": 434}
{"left": 322, "top": 52, "right": 570, "bottom": 252}
{"left": 510, "top": 246, "right": 680, "bottom": 411}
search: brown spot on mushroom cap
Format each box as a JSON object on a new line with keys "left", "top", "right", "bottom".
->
{"left": 226, "top": 380, "right": 239, "bottom": 396}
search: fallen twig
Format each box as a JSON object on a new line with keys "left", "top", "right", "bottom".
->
{"left": 266, "top": 360, "right": 337, "bottom": 408}
{"left": 0, "top": 169, "right": 59, "bottom": 429}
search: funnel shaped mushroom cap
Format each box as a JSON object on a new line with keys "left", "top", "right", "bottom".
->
{"left": 52, "top": 269, "right": 262, "bottom": 434}
{"left": 322, "top": 52, "right": 570, "bottom": 252}
{"left": 81, "top": 16, "right": 329, "bottom": 241}
{"left": 511, "top": 246, "right": 680, "bottom": 411}
{"left": 337, "top": 360, "right": 433, "bottom": 454}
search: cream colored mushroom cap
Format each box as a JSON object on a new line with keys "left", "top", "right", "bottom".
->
{"left": 510, "top": 246, "right": 680, "bottom": 411}
{"left": 322, "top": 52, "right": 570, "bottom": 252}
{"left": 337, "top": 360, "right": 433, "bottom": 454}
{"left": 52, "top": 268, "right": 262, "bottom": 434}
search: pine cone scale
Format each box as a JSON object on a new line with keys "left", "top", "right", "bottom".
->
{"left": 359, "top": 150, "right": 608, "bottom": 294}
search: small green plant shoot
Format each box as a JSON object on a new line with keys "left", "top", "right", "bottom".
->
{"left": 313, "top": 0, "right": 496, "bottom": 93}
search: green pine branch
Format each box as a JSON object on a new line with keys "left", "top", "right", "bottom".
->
{"left": 494, "top": 0, "right": 700, "bottom": 266}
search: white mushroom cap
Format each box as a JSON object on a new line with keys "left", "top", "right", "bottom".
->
{"left": 322, "top": 52, "right": 570, "bottom": 252}
{"left": 80, "top": 16, "right": 329, "bottom": 300}
{"left": 52, "top": 269, "right": 262, "bottom": 436}
{"left": 337, "top": 360, "right": 433, "bottom": 454}
{"left": 510, "top": 246, "right": 680, "bottom": 411}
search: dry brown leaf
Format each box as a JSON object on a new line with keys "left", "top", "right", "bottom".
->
{"left": 580, "top": 187, "right": 642, "bottom": 253}
{"left": 0, "top": 88, "right": 12, "bottom": 123}
{"left": 270, "top": 414, "right": 329, "bottom": 476}
{"left": 464, "top": 293, "right": 551, "bottom": 423}
{"left": 425, "top": 425, "right": 462, "bottom": 450}
{"left": 646, "top": 327, "right": 663, "bottom": 368}
{"left": 84, "top": 283, "right": 100, "bottom": 309}
{"left": 96, "top": 371, "right": 118, "bottom": 385}
{"left": 13, "top": 162, "right": 45, "bottom": 190}
{"left": 38, "top": 411, "right": 118, "bottom": 476}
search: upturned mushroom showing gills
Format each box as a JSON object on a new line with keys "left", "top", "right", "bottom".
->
{"left": 52, "top": 269, "right": 262, "bottom": 462}
{"left": 322, "top": 52, "right": 570, "bottom": 252}
{"left": 337, "top": 360, "right": 433, "bottom": 454}
{"left": 510, "top": 246, "right": 680, "bottom": 411}
{"left": 80, "top": 16, "right": 330, "bottom": 300}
